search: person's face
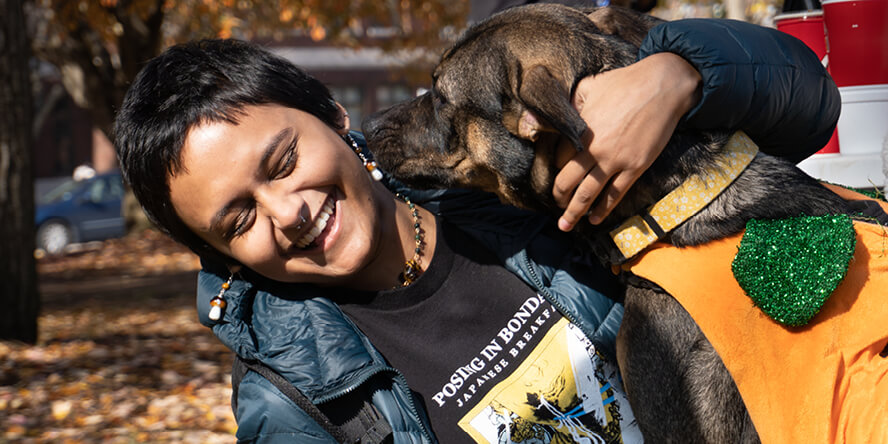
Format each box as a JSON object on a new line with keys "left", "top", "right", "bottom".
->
{"left": 169, "top": 104, "right": 387, "bottom": 285}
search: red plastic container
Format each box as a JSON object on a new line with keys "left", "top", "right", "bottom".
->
{"left": 820, "top": 127, "right": 841, "bottom": 154}
{"left": 775, "top": 10, "right": 828, "bottom": 60}
{"left": 775, "top": 10, "right": 840, "bottom": 154}
{"left": 822, "top": 0, "right": 888, "bottom": 87}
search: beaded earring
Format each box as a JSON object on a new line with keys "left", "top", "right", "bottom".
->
{"left": 344, "top": 133, "right": 383, "bottom": 181}
{"left": 208, "top": 271, "right": 235, "bottom": 321}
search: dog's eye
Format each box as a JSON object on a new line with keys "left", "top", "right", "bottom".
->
{"left": 432, "top": 92, "right": 447, "bottom": 108}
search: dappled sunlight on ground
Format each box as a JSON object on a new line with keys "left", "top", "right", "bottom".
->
{"left": 1, "top": 231, "right": 237, "bottom": 443}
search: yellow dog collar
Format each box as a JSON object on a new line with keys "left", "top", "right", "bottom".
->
{"left": 610, "top": 131, "right": 759, "bottom": 261}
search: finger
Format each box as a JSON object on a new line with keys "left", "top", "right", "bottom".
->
{"left": 586, "top": 172, "right": 636, "bottom": 225}
{"left": 558, "top": 167, "right": 611, "bottom": 231}
{"left": 553, "top": 158, "right": 595, "bottom": 209}
{"left": 552, "top": 138, "right": 597, "bottom": 208}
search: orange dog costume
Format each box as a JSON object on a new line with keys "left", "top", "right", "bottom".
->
{"left": 623, "top": 185, "right": 888, "bottom": 443}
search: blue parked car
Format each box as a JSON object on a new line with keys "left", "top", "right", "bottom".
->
{"left": 35, "top": 171, "right": 126, "bottom": 254}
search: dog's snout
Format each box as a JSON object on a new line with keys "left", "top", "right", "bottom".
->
{"left": 362, "top": 104, "right": 416, "bottom": 175}
{"left": 361, "top": 109, "right": 388, "bottom": 142}
{"left": 362, "top": 98, "right": 423, "bottom": 146}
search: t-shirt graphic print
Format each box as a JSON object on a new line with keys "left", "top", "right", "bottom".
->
{"left": 458, "top": 317, "right": 642, "bottom": 444}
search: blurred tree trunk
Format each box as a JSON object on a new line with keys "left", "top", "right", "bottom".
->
{"left": 0, "top": 0, "right": 40, "bottom": 343}
{"left": 725, "top": 0, "right": 746, "bottom": 20}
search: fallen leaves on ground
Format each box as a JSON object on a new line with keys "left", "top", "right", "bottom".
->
{"left": 1, "top": 231, "right": 237, "bottom": 443}
{"left": 37, "top": 229, "right": 202, "bottom": 280}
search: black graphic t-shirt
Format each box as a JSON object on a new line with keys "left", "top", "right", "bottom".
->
{"left": 339, "top": 219, "right": 641, "bottom": 443}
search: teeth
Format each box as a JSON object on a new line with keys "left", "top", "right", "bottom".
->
{"left": 295, "top": 198, "right": 335, "bottom": 248}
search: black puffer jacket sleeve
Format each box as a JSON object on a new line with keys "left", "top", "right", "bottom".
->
{"left": 639, "top": 19, "right": 841, "bottom": 163}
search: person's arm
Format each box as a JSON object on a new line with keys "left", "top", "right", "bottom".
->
{"left": 640, "top": 18, "right": 840, "bottom": 160}
{"left": 234, "top": 372, "right": 339, "bottom": 443}
{"left": 554, "top": 18, "right": 840, "bottom": 231}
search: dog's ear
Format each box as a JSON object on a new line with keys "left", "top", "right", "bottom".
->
{"left": 586, "top": 7, "right": 660, "bottom": 47}
{"left": 518, "top": 64, "right": 587, "bottom": 151}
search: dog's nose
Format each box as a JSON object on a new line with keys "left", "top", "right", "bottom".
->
{"left": 361, "top": 109, "right": 386, "bottom": 140}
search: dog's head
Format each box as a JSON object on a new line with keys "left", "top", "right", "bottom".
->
{"left": 363, "top": 4, "right": 656, "bottom": 212}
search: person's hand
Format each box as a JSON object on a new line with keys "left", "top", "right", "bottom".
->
{"left": 553, "top": 53, "right": 702, "bottom": 231}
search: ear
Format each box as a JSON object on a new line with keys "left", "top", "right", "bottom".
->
{"left": 586, "top": 7, "right": 659, "bottom": 48}
{"left": 333, "top": 102, "right": 351, "bottom": 135}
{"left": 518, "top": 110, "right": 544, "bottom": 141}
{"left": 518, "top": 65, "right": 587, "bottom": 151}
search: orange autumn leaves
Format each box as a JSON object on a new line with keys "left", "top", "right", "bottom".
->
{"left": 2, "top": 231, "right": 234, "bottom": 442}
{"left": 39, "top": 0, "right": 466, "bottom": 48}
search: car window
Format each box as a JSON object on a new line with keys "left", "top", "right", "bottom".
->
{"left": 38, "top": 174, "right": 123, "bottom": 204}
{"left": 106, "top": 177, "right": 124, "bottom": 200}
{"left": 86, "top": 179, "right": 106, "bottom": 203}
{"left": 39, "top": 180, "right": 80, "bottom": 204}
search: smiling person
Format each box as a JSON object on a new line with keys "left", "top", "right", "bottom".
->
{"left": 114, "top": 18, "right": 837, "bottom": 444}
{"left": 166, "top": 104, "right": 417, "bottom": 289}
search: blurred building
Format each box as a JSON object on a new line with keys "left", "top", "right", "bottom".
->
{"left": 268, "top": 35, "right": 430, "bottom": 130}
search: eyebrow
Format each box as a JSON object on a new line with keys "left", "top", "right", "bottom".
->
{"left": 207, "top": 127, "right": 293, "bottom": 235}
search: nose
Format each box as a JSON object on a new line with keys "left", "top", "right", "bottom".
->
{"left": 255, "top": 184, "right": 306, "bottom": 231}
{"left": 361, "top": 108, "right": 388, "bottom": 145}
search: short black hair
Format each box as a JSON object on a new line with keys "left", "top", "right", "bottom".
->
{"left": 115, "top": 39, "right": 342, "bottom": 263}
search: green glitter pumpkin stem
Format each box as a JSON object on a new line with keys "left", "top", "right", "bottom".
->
{"left": 731, "top": 214, "right": 856, "bottom": 326}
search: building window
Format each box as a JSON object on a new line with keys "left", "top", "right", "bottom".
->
{"left": 330, "top": 86, "right": 363, "bottom": 128}
{"left": 376, "top": 85, "right": 413, "bottom": 110}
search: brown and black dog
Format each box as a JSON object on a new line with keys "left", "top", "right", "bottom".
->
{"left": 363, "top": 4, "right": 868, "bottom": 443}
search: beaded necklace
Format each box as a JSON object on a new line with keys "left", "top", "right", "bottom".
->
{"left": 396, "top": 193, "right": 424, "bottom": 287}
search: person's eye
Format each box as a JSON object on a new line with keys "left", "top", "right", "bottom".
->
{"left": 271, "top": 141, "right": 298, "bottom": 180}
{"left": 223, "top": 206, "right": 255, "bottom": 241}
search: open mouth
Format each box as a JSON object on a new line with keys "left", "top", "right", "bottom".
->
{"left": 294, "top": 197, "right": 335, "bottom": 250}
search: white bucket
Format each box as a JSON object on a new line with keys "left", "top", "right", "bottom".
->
{"left": 835, "top": 84, "right": 888, "bottom": 155}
